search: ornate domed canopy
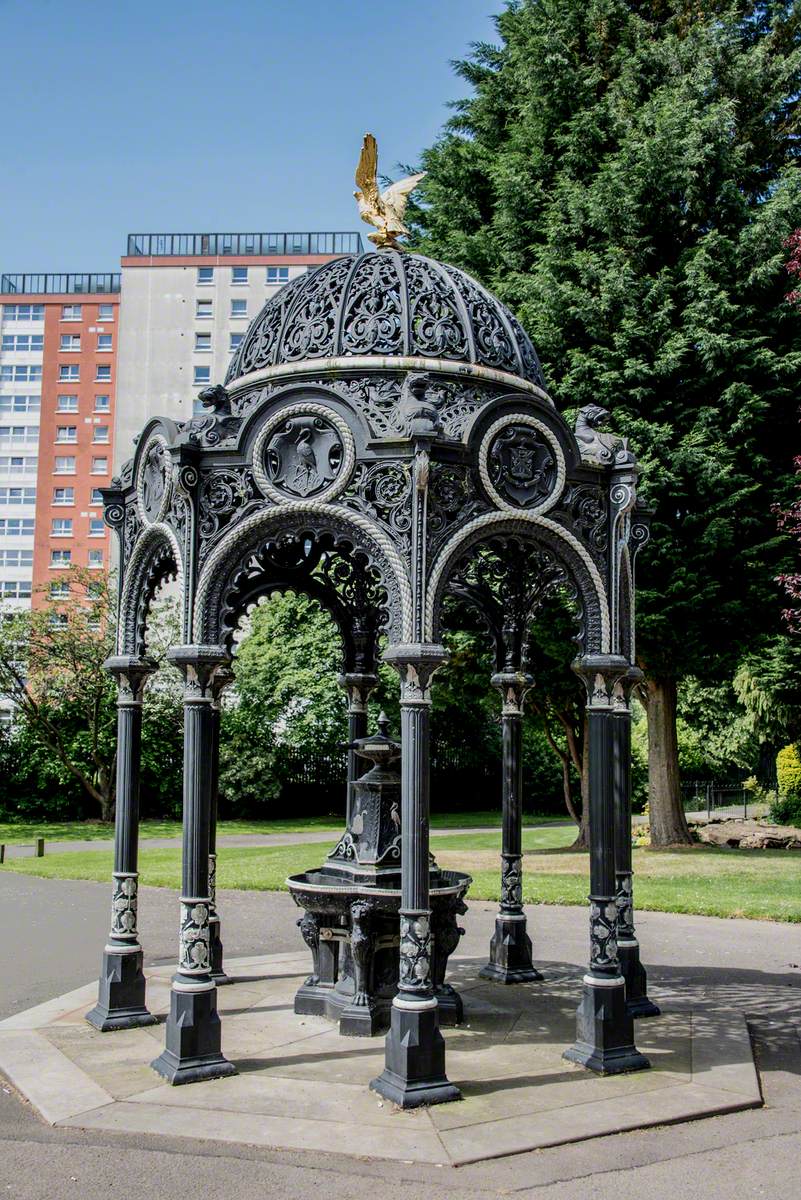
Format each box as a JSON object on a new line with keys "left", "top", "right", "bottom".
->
{"left": 225, "top": 250, "right": 545, "bottom": 389}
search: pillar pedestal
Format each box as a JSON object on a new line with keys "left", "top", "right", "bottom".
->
{"left": 563, "top": 657, "right": 649, "bottom": 1076}
{"left": 613, "top": 668, "right": 659, "bottom": 1018}
{"left": 87, "top": 658, "right": 157, "bottom": 1032}
{"left": 151, "top": 647, "right": 236, "bottom": 1085}
{"left": 370, "top": 646, "right": 460, "bottom": 1109}
{"left": 480, "top": 673, "right": 541, "bottom": 984}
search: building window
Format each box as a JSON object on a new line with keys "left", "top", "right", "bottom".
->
{"left": 0, "top": 395, "right": 39, "bottom": 414}
{"left": 89, "top": 487, "right": 103, "bottom": 505}
{"left": 0, "top": 427, "right": 37, "bottom": 446}
{"left": 0, "top": 487, "right": 35, "bottom": 505}
{"left": 97, "top": 304, "right": 114, "bottom": 321}
{"left": 87, "top": 549, "right": 103, "bottom": 568}
{"left": 267, "top": 266, "right": 290, "bottom": 285}
{"left": 0, "top": 518, "right": 34, "bottom": 536}
{"left": 1, "top": 365, "right": 42, "bottom": 382}
{"left": 2, "top": 334, "right": 44, "bottom": 352}
{"left": 93, "top": 395, "right": 110, "bottom": 412}
{"left": 196, "top": 299, "right": 212, "bottom": 319}
{"left": 49, "top": 612, "right": 69, "bottom": 629}
{"left": 50, "top": 549, "right": 71, "bottom": 567}
{"left": 88, "top": 518, "right": 105, "bottom": 537}
{"left": 93, "top": 425, "right": 109, "bottom": 443}
{"left": 95, "top": 365, "right": 111, "bottom": 382}
{"left": 91, "top": 456, "right": 108, "bottom": 474}
{"left": 51, "top": 518, "right": 73, "bottom": 537}
{"left": 0, "top": 456, "right": 37, "bottom": 475}
{"left": 232, "top": 267, "right": 248, "bottom": 285}
{"left": 3, "top": 304, "right": 44, "bottom": 321}
{"left": 50, "top": 581, "right": 70, "bottom": 598}
{"left": 0, "top": 548, "right": 32, "bottom": 567}
{"left": 54, "top": 456, "right": 76, "bottom": 474}
{"left": 229, "top": 333, "right": 244, "bottom": 351}
{"left": 193, "top": 366, "right": 211, "bottom": 386}
{"left": 194, "top": 333, "right": 212, "bottom": 352}
{"left": 97, "top": 334, "right": 112, "bottom": 351}
{"left": 231, "top": 299, "right": 248, "bottom": 318}
{"left": 61, "top": 305, "right": 82, "bottom": 320}
{"left": 59, "top": 365, "right": 79, "bottom": 382}
{"left": 57, "top": 395, "right": 78, "bottom": 412}
{"left": 52, "top": 487, "right": 75, "bottom": 505}
{"left": 60, "top": 334, "right": 81, "bottom": 351}
{"left": 56, "top": 426, "right": 78, "bottom": 443}
{"left": 0, "top": 580, "right": 32, "bottom": 599}
{"left": 197, "top": 267, "right": 214, "bottom": 284}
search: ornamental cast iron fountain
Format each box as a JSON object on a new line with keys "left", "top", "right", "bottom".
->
{"left": 288, "top": 714, "right": 471, "bottom": 1036}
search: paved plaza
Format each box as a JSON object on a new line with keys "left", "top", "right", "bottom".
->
{"left": 1, "top": 872, "right": 800, "bottom": 1198}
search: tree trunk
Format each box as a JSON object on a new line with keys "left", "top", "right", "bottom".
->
{"left": 644, "top": 675, "right": 692, "bottom": 846}
{"left": 570, "top": 713, "right": 590, "bottom": 850}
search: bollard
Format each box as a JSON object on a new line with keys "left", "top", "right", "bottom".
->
{"left": 35, "top": 837, "right": 44, "bottom": 858}
{"left": 0, "top": 843, "right": 4, "bottom": 864}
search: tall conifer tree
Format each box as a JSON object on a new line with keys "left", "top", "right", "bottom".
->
{"left": 413, "top": 0, "right": 801, "bottom": 843}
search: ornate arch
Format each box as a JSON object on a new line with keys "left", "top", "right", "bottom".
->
{"left": 426, "top": 512, "right": 611, "bottom": 653}
{"left": 118, "top": 523, "right": 183, "bottom": 656}
{"left": 193, "top": 501, "right": 413, "bottom": 646}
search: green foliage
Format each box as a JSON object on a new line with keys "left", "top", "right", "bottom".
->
{"left": 769, "top": 792, "right": 801, "bottom": 826}
{"left": 412, "top": 0, "right": 801, "bottom": 683}
{"left": 776, "top": 743, "right": 801, "bottom": 797}
{"left": 233, "top": 593, "right": 348, "bottom": 755}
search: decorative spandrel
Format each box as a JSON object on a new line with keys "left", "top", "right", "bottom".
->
{"left": 487, "top": 423, "right": 557, "bottom": 509}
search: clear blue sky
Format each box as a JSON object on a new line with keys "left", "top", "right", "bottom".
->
{"left": 1, "top": 0, "right": 499, "bottom": 273}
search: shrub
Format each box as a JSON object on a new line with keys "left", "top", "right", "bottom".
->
{"left": 776, "top": 744, "right": 801, "bottom": 798}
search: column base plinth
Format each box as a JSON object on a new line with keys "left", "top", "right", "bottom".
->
{"left": 479, "top": 915, "right": 543, "bottom": 984}
{"left": 86, "top": 947, "right": 157, "bottom": 1032}
{"left": 563, "top": 976, "right": 650, "bottom": 1075}
{"left": 370, "top": 1000, "right": 461, "bottom": 1109}
{"left": 618, "top": 939, "right": 660, "bottom": 1018}
{"left": 151, "top": 983, "right": 236, "bottom": 1085}
{"left": 209, "top": 917, "right": 232, "bottom": 986}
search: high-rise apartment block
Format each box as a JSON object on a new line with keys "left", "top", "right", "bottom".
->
{"left": 0, "top": 232, "right": 361, "bottom": 627}
{"left": 0, "top": 274, "right": 120, "bottom": 612}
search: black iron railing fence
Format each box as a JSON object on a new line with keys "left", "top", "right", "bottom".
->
{"left": 681, "top": 779, "right": 753, "bottom": 819}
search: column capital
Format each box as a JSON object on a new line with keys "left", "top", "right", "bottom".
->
{"left": 338, "top": 671, "right": 379, "bottom": 714}
{"left": 491, "top": 670, "right": 534, "bottom": 715}
{"left": 572, "top": 655, "right": 640, "bottom": 711}
{"left": 383, "top": 643, "right": 448, "bottom": 704}
{"left": 104, "top": 655, "right": 158, "bottom": 704}
{"left": 167, "top": 645, "right": 232, "bottom": 701}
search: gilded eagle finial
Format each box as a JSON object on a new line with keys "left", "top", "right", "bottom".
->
{"left": 353, "top": 133, "right": 425, "bottom": 251}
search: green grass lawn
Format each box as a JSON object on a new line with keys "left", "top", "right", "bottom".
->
{"left": 4, "top": 825, "right": 800, "bottom": 922}
{"left": 0, "top": 811, "right": 564, "bottom": 845}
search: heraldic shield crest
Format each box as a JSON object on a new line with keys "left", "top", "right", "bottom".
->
{"left": 265, "top": 414, "right": 345, "bottom": 499}
{"left": 487, "top": 422, "right": 557, "bottom": 509}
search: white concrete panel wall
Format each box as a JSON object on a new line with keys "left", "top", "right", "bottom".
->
{"left": 114, "top": 263, "right": 308, "bottom": 471}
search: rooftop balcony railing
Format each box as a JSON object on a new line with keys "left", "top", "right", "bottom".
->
{"left": 0, "top": 273, "right": 121, "bottom": 295}
{"left": 125, "top": 232, "right": 363, "bottom": 257}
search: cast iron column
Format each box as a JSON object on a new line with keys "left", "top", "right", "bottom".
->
{"left": 564, "top": 655, "right": 650, "bottom": 1075}
{"left": 338, "top": 671, "right": 379, "bottom": 826}
{"left": 87, "top": 656, "right": 158, "bottom": 1031}
{"left": 208, "top": 665, "right": 233, "bottom": 986}
{"left": 480, "top": 671, "right": 542, "bottom": 984}
{"left": 614, "top": 666, "right": 659, "bottom": 1018}
{"left": 371, "top": 643, "right": 460, "bottom": 1108}
{"left": 151, "top": 646, "right": 237, "bottom": 1085}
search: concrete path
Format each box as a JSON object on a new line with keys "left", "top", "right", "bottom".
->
{"left": 1, "top": 872, "right": 800, "bottom": 1198}
{"left": 0, "top": 822, "right": 571, "bottom": 860}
